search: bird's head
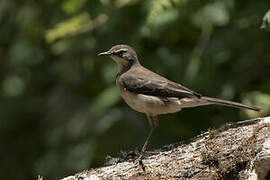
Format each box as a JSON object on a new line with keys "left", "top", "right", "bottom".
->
{"left": 98, "top": 45, "right": 139, "bottom": 69}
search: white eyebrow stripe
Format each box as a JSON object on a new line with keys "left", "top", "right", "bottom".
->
{"left": 115, "top": 48, "right": 128, "bottom": 53}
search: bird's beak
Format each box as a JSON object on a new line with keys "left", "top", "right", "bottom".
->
{"left": 98, "top": 51, "right": 111, "bottom": 56}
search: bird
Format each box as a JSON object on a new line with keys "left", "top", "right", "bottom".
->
{"left": 98, "top": 44, "right": 260, "bottom": 161}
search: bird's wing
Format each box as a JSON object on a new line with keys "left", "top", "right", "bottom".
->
{"left": 121, "top": 74, "right": 201, "bottom": 99}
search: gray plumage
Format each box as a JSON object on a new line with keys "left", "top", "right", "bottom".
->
{"left": 98, "top": 44, "right": 260, "bottom": 161}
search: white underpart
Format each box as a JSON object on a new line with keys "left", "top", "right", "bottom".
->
{"left": 119, "top": 88, "right": 210, "bottom": 116}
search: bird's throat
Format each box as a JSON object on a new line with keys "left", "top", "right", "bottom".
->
{"left": 117, "top": 62, "right": 132, "bottom": 77}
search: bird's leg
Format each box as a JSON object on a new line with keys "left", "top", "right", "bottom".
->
{"left": 138, "top": 115, "right": 159, "bottom": 161}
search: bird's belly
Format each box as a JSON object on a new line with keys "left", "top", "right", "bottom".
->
{"left": 119, "top": 89, "right": 183, "bottom": 115}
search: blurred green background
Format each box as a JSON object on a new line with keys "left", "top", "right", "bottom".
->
{"left": 1, "top": 0, "right": 270, "bottom": 179}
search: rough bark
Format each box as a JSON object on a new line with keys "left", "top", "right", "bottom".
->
{"left": 61, "top": 116, "right": 270, "bottom": 180}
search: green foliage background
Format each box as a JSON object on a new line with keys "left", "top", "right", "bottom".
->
{"left": 1, "top": 0, "right": 270, "bottom": 179}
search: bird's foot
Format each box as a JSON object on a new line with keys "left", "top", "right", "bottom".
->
{"left": 134, "top": 151, "right": 155, "bottom": 171}
{"left": 135, "top": 153, "right": 145, "bottom": 171}
{"left": 134, "top": 151, "right": 144, "bottom": 163}
{"left": 134, "top": 150, "right": 156, "bottom": 162}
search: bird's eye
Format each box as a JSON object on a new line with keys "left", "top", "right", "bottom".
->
{"left": 117, "top": 51, "right": 124, "bottom": 57}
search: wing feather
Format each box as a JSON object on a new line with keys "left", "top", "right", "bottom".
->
{"left": 121, "top": 75, "right": 201, "bottom": 99}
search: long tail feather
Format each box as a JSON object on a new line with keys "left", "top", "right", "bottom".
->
{"left": 202, "top": 96, "right": 260, "bottom": 111}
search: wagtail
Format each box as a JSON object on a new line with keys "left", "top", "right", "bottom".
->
{"left": 98, "top": 44, "right": 260, "bottom": 160}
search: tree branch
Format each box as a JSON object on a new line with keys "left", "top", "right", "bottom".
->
{"left": 61, "top": 116, "right": 270, "bottom": 180}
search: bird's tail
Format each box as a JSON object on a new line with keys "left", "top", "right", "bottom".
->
{"left": 202, "top": 96, "right": 260, "bottom": 111}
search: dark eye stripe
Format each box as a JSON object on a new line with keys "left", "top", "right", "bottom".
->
{"left": 118, "top": 51, "right": 123, "bottom": 56}
{"left": 114, "top": 50, "right": 125, "bottom": 56}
